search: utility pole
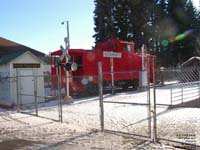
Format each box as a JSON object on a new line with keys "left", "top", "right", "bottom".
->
{"left": 61, "top": 20, "right": 70, "bottom": 98}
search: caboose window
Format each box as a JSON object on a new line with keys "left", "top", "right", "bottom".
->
{"left": 69, "top": 56, "right": 73, "bottom": 62}
{"left": 77, "top": 56, "right": 83, "bottom": 68}
{"left": 124, "top": 44, "right": 131, "bottom": 52}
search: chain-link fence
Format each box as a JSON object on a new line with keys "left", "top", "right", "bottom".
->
{"left": 97, "top": 58, "right": 156, "bottom": 141}
{"left": 156, "top": 66, "right": 200, "bottom": 105}
{"left": 1, "top": 64, "right": 200, "bottom": 147}
{"left": 0, "top": 72, "right": 15, "bottom": 105}
{"left": 15, "top": 73, "right": 59, "bottom": 121}
{"left": 0, "top": 58, "right": 156, "bottom": 141}
{"left": 157, "top": 66, "right": 200, "bottom": 84}
{"left": 156, "top": 66, "right": 200, "bottom": 148}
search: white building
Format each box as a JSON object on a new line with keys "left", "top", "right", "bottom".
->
{"left": 0, "top": 37, "right": 47, "bottom": 106}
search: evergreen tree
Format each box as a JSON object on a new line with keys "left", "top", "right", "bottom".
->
{"left": 93, "top": 0, "right": 200, "bottom": 66}
{"left": 113, "top": 0, "right": 138, "bottom": 44}
{"left": 151, "top": 0, "right": 171, "bottom": 65}
{"left": 112, "top": 0, "right": 156, "bottom": 49}
{"left": 154, "top": 0, "right": 199, "bottom": 65}
{"left": 183, "top": 0, "right": 198, "bottom": 57}
{"left": 93, "top": 0, "right": 156, "bottom": 48}
{"left": 195, "top": 1, "right": 200, "bottom": 55}
{"left": 170, "top": 0, "right": 199, "bottom": 64}
{"left": 93, "top": 0, "right": 113, "bottom": 42}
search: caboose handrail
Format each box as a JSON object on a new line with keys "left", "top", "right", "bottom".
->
{"left": 103, "top": 70, "right": 147, "bottom": 75}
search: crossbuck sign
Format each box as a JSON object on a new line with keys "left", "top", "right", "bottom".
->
{"left": 103, "top": 51, "right": 122, "bottom": 58}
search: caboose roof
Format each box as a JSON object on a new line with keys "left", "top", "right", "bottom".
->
{"left": 51, "top": 49, "right": 91, "bottom": 56}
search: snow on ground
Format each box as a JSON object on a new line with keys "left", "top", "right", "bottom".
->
{"left": 0, "top": 83, "right": 200, "bottom": 149}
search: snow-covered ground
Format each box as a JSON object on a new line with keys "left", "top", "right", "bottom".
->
{"left": 0, "top": 83, "right": 200, "bottom": 149}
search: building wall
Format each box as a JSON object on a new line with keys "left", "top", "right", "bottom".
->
{"left": 0, "top": 64, "right": 11, "bottom": 103}
{"left": 6, "top": 52, "right": 45, "bottom": 105}
{"left": 10, "top": 54, "right": 44, "bottom": 103}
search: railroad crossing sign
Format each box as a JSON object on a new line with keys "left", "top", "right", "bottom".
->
{"left": 103, "top": 51, "right": 122, "bottom": 58}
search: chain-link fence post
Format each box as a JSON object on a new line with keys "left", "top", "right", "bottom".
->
{"left": 34, "top": 74, "right": 38, "bottom": 116}
{"left": 57, "top": 65, "right": 63, "bottom": 123}
{"left": 57, "top": 74, "right": 60, "bottom": 122}
{"left": 199, "top": 67, "right": 200, "bottom": 98}
{"left": 160, "top": 67, "right": 165, "bottom": 86}
{"left": 181, "top": 85, "right": 184, "bottom": 104}
{"left": 146, "top": 58, "right": 151, "bottom": 138}
{"left": 170, "top": 87, "right": 173, "bottom": 105}
{"left": 98, "top": 62, "right": 104, "bottom": 131}
{"left": 152, "top": 57, "right": 157, "bottom": 143}
{"left": 59, "top": 67, "right": 63, "bottom": 123}
{"left": 16, "top": 69, "right": 20, "bottom": 112}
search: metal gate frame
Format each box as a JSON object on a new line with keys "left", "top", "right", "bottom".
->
{"left": 16, "top": 72, "right": 62, "bottom": 122}
{"left": 98, "top": 60, "right": 157, "bottom": 142}
{"left": 98, "top": 61, "right": 200, "bottom": 148}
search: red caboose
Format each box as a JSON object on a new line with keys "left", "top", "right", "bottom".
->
{"left": 51, "top": 38, "right": 156, "bottom": 94}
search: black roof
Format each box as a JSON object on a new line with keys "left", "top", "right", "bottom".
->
{"left": 0, "top": 51, "right": 27, "bottom": 65}
{"left": 0, "top": 37, "right": 45, "bottom": 57}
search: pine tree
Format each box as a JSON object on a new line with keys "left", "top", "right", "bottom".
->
{"left": 114, "top": 0, "right": 156, "bottom": 49}
{"left": 93, "top": 0, "right": 200, "bottom": 66}
{"left": 195, "top": 1, "right": 200, "bottom": 55}
{"left": 184, "top": 0, "right": 198, "bottom": 57}
{"left": 112, "top": 0, "right": 133, "bottom": 41}
{"left": 93, "top": 0, "right": 113, "bottom": 42}
{"left": 151, "top": 0, "right": 170, "bottom": 65}
{"left": 155, "top": 0, "right": 198, "bottom": 65}
{"left": 171, "top": 0, "right": 199, "bottom": 64}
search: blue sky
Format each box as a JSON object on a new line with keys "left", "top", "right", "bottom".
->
{"left": 1, "top": 0, "right": 199, "bottom": 54}
{"left": 1, "top": 0, "right": 95, "bottom": 54}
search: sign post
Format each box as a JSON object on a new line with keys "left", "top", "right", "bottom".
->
{"left": 61, "top": 20, "right": 70, "bottom": 98}
{"left": 103, "top": 51, "right": 121, "bottom": 94}
{"left": 110, "top": 57, "right": 114, "bottom": 94}
{"left": 139, "top": 44, "right": 148, "bottom": 90}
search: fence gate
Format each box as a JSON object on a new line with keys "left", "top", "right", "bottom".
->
{"left": 98, "top": 61, "right": 156, "bottom": 141}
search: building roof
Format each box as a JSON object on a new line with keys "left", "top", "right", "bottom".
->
{"left": 0, "top": 37, "right": 45, "bottom": 57}
{"left": 0, "top": 51, "right": 45, "bottom": 65}
{"left": 0, "top": 51, "right": 26, "bottom": 65}
{"left": 0, "top": 37, "right": 19, "bottom": 46}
